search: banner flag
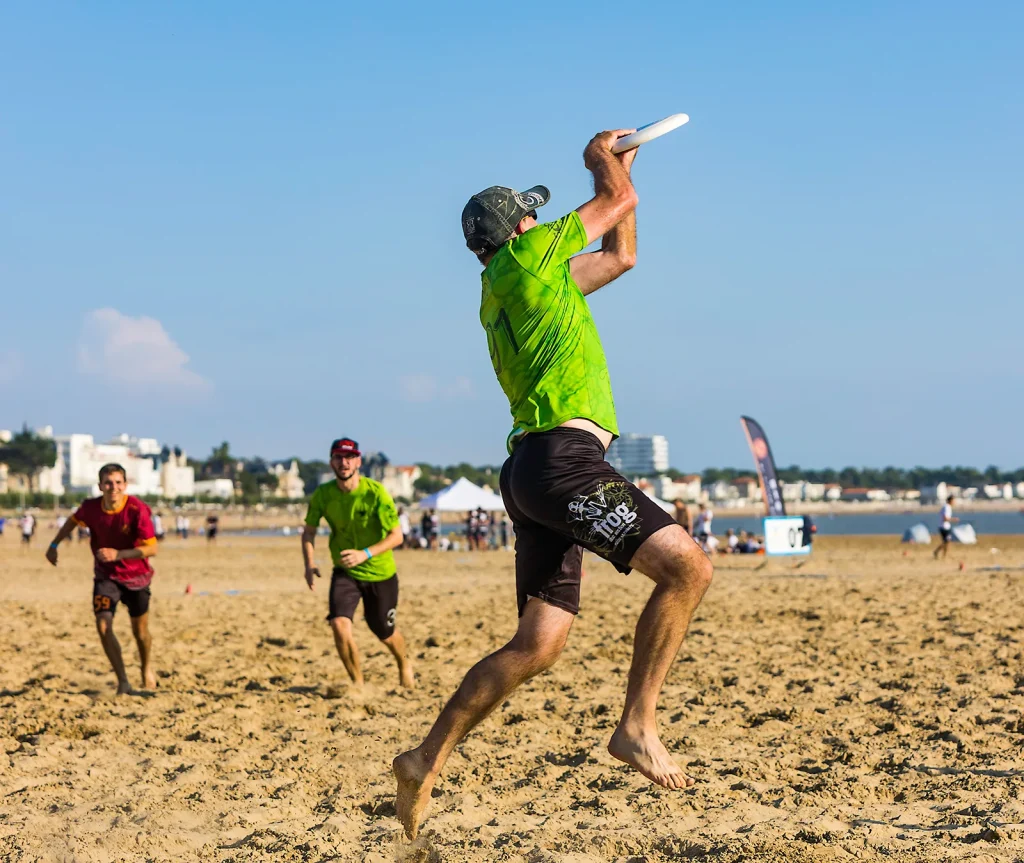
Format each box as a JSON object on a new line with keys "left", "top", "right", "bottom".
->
{"left": 740, "top": 416, "right": 786, "bottom": 517}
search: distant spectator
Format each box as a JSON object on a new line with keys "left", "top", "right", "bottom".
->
{"left": 694, "top": 504, "right": 713, "bottom": 546}
{"left": 673, "top": 500, "right": 692, "bottom": 535}
{"left": 398, "top": 506, "right": 411, "bottom": 547}
{"left": 500, "top": 514, "right": 509, "bottom": 549}
{"left": 420, "top": 510, "right": 433, "bottom": 549}
{"left": 21, "top": 512, "right": 35, "bottom": 545}
{"left": 934, "top": 495, "right": 958, "bottom": 560}
{"left": 726, "top": 528, "right": 738, "bottom": 553}
{"left": 205, "top": 513, "right": 219, "bottom": 543}
{"left": 0, "top": 515, "right": 6, "bottom": 536}
{"left": 153, "top": 512, "right": 165, "bottom": 541}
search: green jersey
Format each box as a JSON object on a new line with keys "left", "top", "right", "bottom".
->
{"left": 304, "top": 478, "right": 398, "bottom": 582}
{"left": 479, "top": 211, "right": 619, "bottom": 454}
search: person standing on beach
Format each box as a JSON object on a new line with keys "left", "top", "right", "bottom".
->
{"left": 933, "top": 495, "right": 958, "bottom": 559}
{"left": 394, "top": 130, "right": 713, "bottom": 838}
{"left": 301, "top": 437, "right": 413, "bottom": 689}
{"left": 20, "top": 512, "right": 35, "bottom": 546}
{"left": 44, "top": 463, "right": 158, "bottom": 694}
{"left": 673, "top": 499, "right": 692, "bottom": 535}
{"left": 694, "top": 503, "right": 713, "bottom": 547}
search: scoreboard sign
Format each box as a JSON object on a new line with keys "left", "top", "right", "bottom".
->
{"left": 763, "top": 516, "right": 812, "bottom": 556}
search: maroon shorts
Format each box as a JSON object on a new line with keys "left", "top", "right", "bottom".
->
{"left": 499, "top": 428, "right": 676, "bottom": 617}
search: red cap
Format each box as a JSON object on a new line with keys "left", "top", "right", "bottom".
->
{"left": 330, "top": 437, "right": 360, "bottom": 457}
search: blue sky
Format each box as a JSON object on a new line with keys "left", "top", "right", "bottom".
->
{"left": 1, "top": 2, "right": 1021, "bottom": 469}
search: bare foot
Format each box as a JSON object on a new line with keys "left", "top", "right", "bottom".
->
{"left": 116, "top": 679, "right": 134, "bottom": 696}
{"left": 393, "top": 749, "right": 436, "bottom": 839}
{"left": 399, "top": 662, "right": 415, "bottom": 689}
{"left": 142, "top": 668, "right": 158, "bottom": 689}
{"left": 608, "top": 725, "right": 693, "bottom": 790}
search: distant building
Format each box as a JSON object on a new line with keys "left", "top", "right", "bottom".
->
{"left": 160, "top": 449, "right": 195, "bottom": 499}
{"left": 982, "top": 483, "right": 1014, "bottom": 500}
{"left": 824, "top": 484, "right": 842, "bottom": 501}
{"left": 841, "top": 488, "right": 891, "bottom": 502}
{"left": 1016, "top": 482, "right": 1024, "bottom": 499}
{"left": 269, "top": 460, "right": 305, "bottom": 499}
{"left": 606, "top": 434, "right": 669, "bottom": 478}
{"left": 920, "top": 482, "right": 962, "bottom": 504}
{"left": 650, "top": 474, "right": 702, "bottom": 502}
{"left": 731, "top": 477, "right": 761, "bottom": 502}
{"left": 707, "top": 480, "right": 738, "bottom": 502}
{"left": 382, "top": 465, "right": 421, "bottom": 501}
{"left": 195, "top": 478, "right": 235, "bottom": 499}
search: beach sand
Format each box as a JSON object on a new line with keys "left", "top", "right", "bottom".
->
{"left": 2, "top": 533, "right": 1023, "bottom": 861}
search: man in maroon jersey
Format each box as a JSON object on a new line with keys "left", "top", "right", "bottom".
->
{"left": 45, "top": 463, "right": 158, "bottom": 694}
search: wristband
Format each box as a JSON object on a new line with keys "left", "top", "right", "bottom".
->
{"left": 363, "top": 547, "right": 373, "bottom": 559}
{"left": 49, "top": 542, "right": 59, "bottom": 549}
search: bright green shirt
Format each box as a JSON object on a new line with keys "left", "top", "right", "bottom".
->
{"left": 304, "top": 478, "right": 398, "bottom": 582}
{"left": 479, "top": 211, "right": 619, "bottom": 454}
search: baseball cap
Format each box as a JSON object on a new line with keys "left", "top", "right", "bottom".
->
{"left": 330, "top": 437, "right": 360, "bottom": 457}
{"left": 462, "top": 185, "right": 550, "bottom": 254}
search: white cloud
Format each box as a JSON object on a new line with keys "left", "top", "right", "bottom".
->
{"left": 399, "top": 374, "right": 474, "bottom": 403}
{"left": 0, "top": 350, "right": 23, "bottom": 384}
{"left": 78, "top": 308, "right": 211, "bottom": 390}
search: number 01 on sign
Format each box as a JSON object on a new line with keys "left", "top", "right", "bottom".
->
{"left": 763, "top": 516, "right": 812, "bottom": 556}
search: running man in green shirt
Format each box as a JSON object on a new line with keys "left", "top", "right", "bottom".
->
{"left": 395, "top": 130, "right": 714, "bottom": 838}
{"left": 302, "top": 437, "right": 413, "bottom": 689}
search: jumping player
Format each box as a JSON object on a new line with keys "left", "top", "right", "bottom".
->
{"left": 394, "top": 130, "right": 714, "bottom": 837}
{"left": 45, "top": 463, "right": 158, "bottom": 694}
{"left": 301, "top": 437, "right": 413, "bottom": 689}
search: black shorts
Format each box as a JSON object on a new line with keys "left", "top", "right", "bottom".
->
{"left": 499, "top": 428, "right": 676, "bottom": 617}
{"left": 328, "top": 569, "right": 398, "bottom": 640}
{"left": 940, "top": 527, "right": 953, "bottom": 542}
{"left": 93, "top": 579, "right": 151, "bottom": 618}
{"left": 206, "top": 527, "right": 218, "bottom": 539}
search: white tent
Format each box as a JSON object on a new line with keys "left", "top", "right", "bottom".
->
{"left": 902, "top": 523, "right": 931, "bottom": 544}
{"left": 952, "top": 523, "right": 978, "bottom": 544}
{"left": 417, "top": 477, "right": 506, "bottom": 512}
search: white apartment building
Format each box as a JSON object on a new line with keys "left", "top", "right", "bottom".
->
{"left": 605, "top": 434, "right": 669, "bottom": 478}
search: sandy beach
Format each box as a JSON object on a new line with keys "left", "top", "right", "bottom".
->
{"left": 2, "top": 533, "right": 1023, "bottom": 861}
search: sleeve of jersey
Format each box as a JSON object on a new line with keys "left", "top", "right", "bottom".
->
{"left": 376, "top": 487, "right": 400, "bottom": 533}
{"left": 71, "top": 503, "right": 88, "bottom": 527}
{"left": 304, "top": 489, "right": 322, "bottom": 527}
{"left": 508, "top": 212, "right": 588, "bottom": 279}
{"left": 134, "top": 503, "right": 156, "bottom": 545}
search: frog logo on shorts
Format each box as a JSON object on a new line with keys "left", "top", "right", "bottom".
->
{"left": 566, "top": 481, "right": 642, "bottom": 554}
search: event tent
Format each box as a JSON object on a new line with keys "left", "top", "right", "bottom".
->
{"left": 952, "top": 523, "right": 978, "bottom": 544}
{"left": 417, "top": 477, "right": 506, "bottom": 512}
{"left": 902, "top": 523, "right": 931, "bottom": 544}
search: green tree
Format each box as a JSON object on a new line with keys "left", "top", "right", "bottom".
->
{"left": 0, "top": 426, "right": 57, "bottom": 491}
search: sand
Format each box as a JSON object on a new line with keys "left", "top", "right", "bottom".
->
{"left": 2, "top": 533, "right": 1023, "bottom": 862}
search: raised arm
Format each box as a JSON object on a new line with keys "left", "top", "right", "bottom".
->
{"left": 571, "top": 144, "right": 639, "bottom": 295}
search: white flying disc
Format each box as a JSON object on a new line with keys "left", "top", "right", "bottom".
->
{"left": 611, "top": 113, "right": 689, "bottom": 154}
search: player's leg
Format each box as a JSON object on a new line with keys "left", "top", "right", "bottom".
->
{"left": 394, "top": 596, "right": 574, "bottom": 839}
{"left": 327, "top": 570, "right": 363, "bottom": 686}
{"left": 126, "top": 588, "right": 156, "bottom": 689}
{"left": 363, "top": 575, "right": 414, "bottom": 688}
{"left": 607, "top": 524, "right": 712, "bottom": 789}
{"left": 93, "top": 583, "right": 132, "bottom": 694}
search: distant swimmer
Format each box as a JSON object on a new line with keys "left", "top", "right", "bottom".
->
{"left": 44, "top": 463, "right": 159, "bottom": 695}
{"left": 301, "top": 437, "right": 413, "bottom": 689}
{"left": 933, "top": 495, "right": 958, "bottom": 559}
{"left": 394, "top": 129, "right": 713, "bottom": 839}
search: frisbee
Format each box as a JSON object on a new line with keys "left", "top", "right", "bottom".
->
{"left": 611, "top": 113, "right": 689, "bottom": 154}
